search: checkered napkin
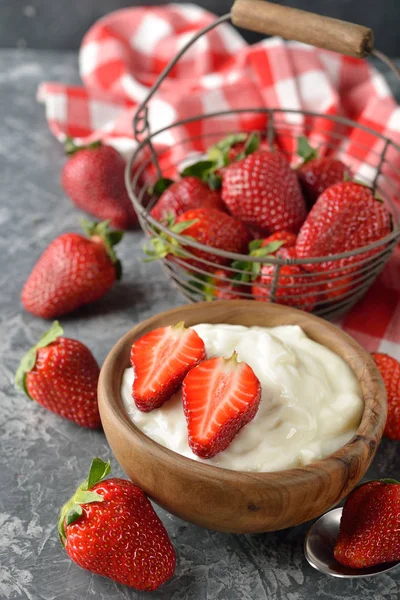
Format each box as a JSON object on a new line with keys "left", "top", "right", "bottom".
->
{"left": 37, "top": 3, "right": 400, "bottom": 357}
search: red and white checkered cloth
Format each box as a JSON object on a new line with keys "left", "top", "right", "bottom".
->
{"left": 37, "top": 3, "right": 400, "bottom": 357}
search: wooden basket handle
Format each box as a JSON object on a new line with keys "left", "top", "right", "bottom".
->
{"left": 231, "top": 0, "right": 374, "bottom": 58}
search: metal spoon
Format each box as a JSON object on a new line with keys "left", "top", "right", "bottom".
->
{"left": 304, "top": 507, "right": 400, "bottom": 578}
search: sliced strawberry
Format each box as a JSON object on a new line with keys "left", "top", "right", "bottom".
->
{"left": 131, "top": 323, "right": 206, "bottom": 412}
{"left": 182, "top": 353, "right": 261, "bottom": 458}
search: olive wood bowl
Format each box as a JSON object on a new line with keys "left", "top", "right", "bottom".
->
{"left": 98, "top": 301, "right": 387, "bottom": 533}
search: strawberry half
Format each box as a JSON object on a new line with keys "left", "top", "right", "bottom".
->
{"left": 182, "top": 353, "right": 261, "bottom": 458}
{"left": 59, "top": 458, "right": 176, "bottom": 590}
{"left": 131, "top": 322, "right": 206, "bottom": 412}
{"left": 334, "top": 479, "right": 400, "bottom": 569}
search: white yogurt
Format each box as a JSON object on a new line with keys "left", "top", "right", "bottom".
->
{"left": 121, "top": 324, "right": 363, "bottom": 472}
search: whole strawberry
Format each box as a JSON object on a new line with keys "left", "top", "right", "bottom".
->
{"left": 371, "top": 353, "right": 400, "bottom": 440}
{"left": 61, "top": 139, "right": 138, "bottom": 230}
{"left": 252, "top": 247, "right": 320, "bottom": 312}
{"left": 151, "top": 176, "right": 225, "bottom": 221}
{"left": 207, "top": 268, "right": 246, "bottom": 300}
{"left": 334, "top": 479, "right": 400, "bottom": 568}
{"left": 221, "top": 149, "right": 306, "bottom": 235}
{"left": 144, "top": 208, "right": 251, "bottom": 272}
{"left": 296, "top": 182, "right": 392, "bottom": 273}
{"left": 58, "top": 458, "right": 176, "bottom": 590}
{"left": 296, "top": 136, "right": 351, "bottom": 209}
{"left": 15, "top": 321, "right": 101, "bottom": 428}
{"left": 21, "top": 220, "right": 123, "bottom": 318}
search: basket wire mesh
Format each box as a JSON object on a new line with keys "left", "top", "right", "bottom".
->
{"left": 125, "top": 13, "right": 400, "bottom": 319}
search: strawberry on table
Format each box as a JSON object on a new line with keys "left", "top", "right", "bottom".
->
{"left": 296, "top": 182, "right": 392, "bottom": 273}
{"left": 144, "top": 207, "right": 251, "bottom": 272}
{"left": 150, "top": 176, "right": 226, "bottom": 221}
{"left": 131, "top": 322, "right": 206, "bottom": 412}
{"left": 296, "top": 136, "right": 351, "bottom": 209}
{"left": 334, "top": 479, "right": 400, "bottom": 568}
{"left": 252, "top": 247, "right": 320, "bottom": 312}
{"left": 221, "top": 149, "right": 306, "bottom": 235}
{"left": 371, "top": 353, "right": 400, "bottom": 440}
{"left": 182, "top": 352, "right": 261, "bottom": 458}
{"left": 61, "top": 138, "right": 138, "bottom": 230}
{"left": 58, "top": 458, "right": 176, "bottom": 590}
{"left": 21, "top": 220, "right": 123, "bottom": 318}
{"left": 15, "top": 321, "right": 101, "bottom": 428}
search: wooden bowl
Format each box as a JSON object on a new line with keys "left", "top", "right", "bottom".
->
{"left": 98, "top": 301, "right": 387, "bottom": 533}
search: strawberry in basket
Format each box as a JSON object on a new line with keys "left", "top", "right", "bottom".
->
{"left": 221, "top": 149, "right": 307, "bottom": 235}
{"left": 144, "top": 207, "right": 251, "bottom": 272}
{"left": 150, "top": 176, "right": 226, "bottom": 221}
{"left": 296, "top": 136, "right": 351, "bottom": 209}
{"left": 296, "top": 181, "right": 392, "bottom": 273}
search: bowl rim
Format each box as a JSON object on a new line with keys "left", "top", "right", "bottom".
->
{"left": 98, "top": 300, "right": 387, "bottom": 483}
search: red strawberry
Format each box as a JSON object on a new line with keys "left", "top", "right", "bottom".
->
{"left": 15, "top": 321, "right": 101, "bottom": 428}
{"left": 61, "top": 139, "right": 138, "bottom": 230}
{"left": 21, "top": 220, "right": 123, "bottom": 318}
{"left": 131, "top": 322, "right": 206, "bottom": 412}
{"left": 221, "top": 150, "right": 306, "bottom": 235}
{"left": 252, "top": 247, "right": 320, "bottom": 312}
{"left": 182, "top": 353, "right": 261, "bottom": 458}
{"left": 144, "top": 208, "right": 251, "bottom": 272}
{"left": 371, "top": 353, "right": 400, "bottom": 440}
{"left": 260, "top": 231, "right": 297, "bottom": 249}
{"left": 58, "top": 458, "right": 176, "bottom": 590}
{"left": 334, "top": 479, "right": 400, "bottom": 568}
{"left": 296, "top": 182, "right": 392, "bottom": 273}
{"left": 296, "top": 136, "right": 351, "bottom": 209}
{"left": 150, "top": 177, "right": 225, "bottom": 221}
{"left": 206, "top": 268, "right": 246, "bottom": 300}
{"left": 320, "top": 273, "right": 353, "bottom": 303}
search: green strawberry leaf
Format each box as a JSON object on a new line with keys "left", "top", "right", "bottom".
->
{"left": 80, "top": 219, "right": 124, "bottom": 271}
{"left": 180, "top": 160, "right": 216, "bottom": 180}
{"left": 15, "top": 321, "right": 64, "bottom": 394}
{"left": 86, "top": 457, "right": 112, "bottom": 489}
{"left": 142, "top": 218, "right": 198, "bottom": 262}
{"left": 244, "top": 132, "right": 261, "bottom": 156}
{"left": 64, "top": 136, "right": 102, "bottom": 156}
{"left": 65, "top": 505, "right": 83, "bottom": 527}
{"left": 149, "top": 177, "right": 175, "bottom": 196}
{"left": 297, "top": 136, "right": 318, "bottom": 163}
{"left": 235, "top": 133, "right": 261, "bottom": 161}
{"left": 58, "top": 458, "right": 111, "bottom": 546}
{"left": 379, "top": 478, "right": 400, "bottom": 484}
{"left": 212, "top": 133, "right": 247, "bottom": 153}
{"left": 207, "top": 172, "right": 222, "bottom": 190}
{"left": 248, "top": 239, "right": 264, "bottom": 252}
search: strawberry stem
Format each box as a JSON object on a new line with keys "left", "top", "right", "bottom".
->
{"left": 297, "top": 136, "right": 318, "bottom": 164}
{"left": 15, "top": 321, "right": 63, "bottom": 398}
{"left": 58, "top": 458, "right": 111, "bottom": 545}
{"left": 64, "top": 136, "right": 102, "bottom": 156}
{"left": 80, "top": 219, "right": 124, "bottom": 279}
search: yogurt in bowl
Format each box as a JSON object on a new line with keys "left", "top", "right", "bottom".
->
{"left": 121, "top": 323, "right": 363, "bottom": 472}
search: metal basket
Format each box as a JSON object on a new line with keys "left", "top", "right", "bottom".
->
{"left": 126, "top": 9, "right": 400, "bottom": 319}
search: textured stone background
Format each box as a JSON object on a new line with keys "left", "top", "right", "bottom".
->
{"left": 0, "top": 0, "right": 399, "bottom": 55}
{"left": 0, "top": 7, "right": 400, "bottom": 599}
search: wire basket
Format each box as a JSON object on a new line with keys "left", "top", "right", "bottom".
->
{"left": 126, "top": 5, "right": 400, "bottom": 319}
